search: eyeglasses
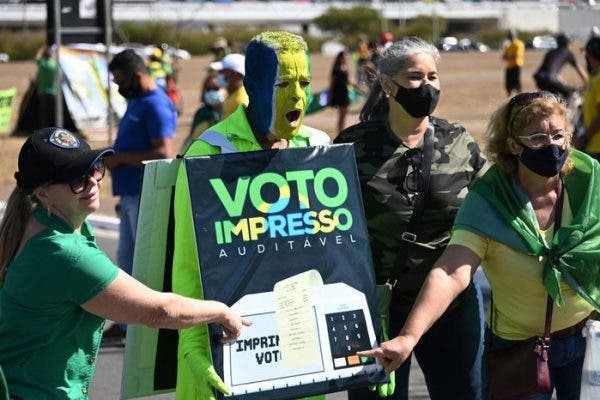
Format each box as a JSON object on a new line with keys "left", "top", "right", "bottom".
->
{"left": 68, "top": 159, "right": 106, "bottom": 194}
{"left": 389, "top": 148, "right": 425, "bottom": 193}
{"left": 515, "top": 131, "right": 566, "bottom": 149}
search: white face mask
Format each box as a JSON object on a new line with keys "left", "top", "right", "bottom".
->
{"left": 204, "top": 89, "right": 225, "bottom": 106}
{"left": 216, "top": 73, "right": 227, "bottom": 88}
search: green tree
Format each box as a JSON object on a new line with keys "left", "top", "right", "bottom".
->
{"left": 313, "top": 6, "right": 382, "bottom": 38}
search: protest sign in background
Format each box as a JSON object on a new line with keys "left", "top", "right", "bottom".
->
{"left": 0, "top": 87, "right": 16, "bottom": 135}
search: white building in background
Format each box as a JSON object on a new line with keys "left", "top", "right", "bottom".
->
{"left": 0, "top": 1, "right": 598, "bottom": 40}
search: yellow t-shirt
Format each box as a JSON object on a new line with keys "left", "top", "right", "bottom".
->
{"left": 449, "top": 193, "right": 594, "bottom": 340}
{"left": 584, "top": 73, "right": 600, "bottom": 153}
{"left": 222, "top": 86, "right": 249, "bottom": 120}
{"left": 503, "top": 39, "right": 525, "bottom": 68}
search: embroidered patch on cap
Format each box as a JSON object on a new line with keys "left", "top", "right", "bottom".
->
{"left": 49, "top": 129, "right": 80, "bottom": 149}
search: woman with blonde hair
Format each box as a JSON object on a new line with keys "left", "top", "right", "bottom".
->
{"left": 0, "top": 128, "right": 249, "bottom": 399}
{"left": 360, "top": 92, "right": 600, "bottom": 399}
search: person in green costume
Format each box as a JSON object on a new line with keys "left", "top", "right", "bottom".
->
{"left": 360, "top": 92, "right": 600, "bottom": 399}
{"left": 171, "top": 31, "right": 337, "bottom": 399}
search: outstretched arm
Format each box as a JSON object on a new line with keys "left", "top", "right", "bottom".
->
{"left": 82, "top": 270, "right": 250, "bottom": 341}
{"left": 358, "top": 244, "right": 481, "bottom": 372}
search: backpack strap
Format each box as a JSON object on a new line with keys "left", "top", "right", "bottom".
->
{"left": 197, "top": 130, "right": 237, "bottom": 154}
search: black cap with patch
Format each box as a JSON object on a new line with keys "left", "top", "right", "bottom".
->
{"left": 15, "top": 127, "right": 114, "bottom": 193}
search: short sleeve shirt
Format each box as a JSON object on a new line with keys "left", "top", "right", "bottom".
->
{"left": 112, "top": 88, "right": 177, "bottom": 196}
{"left": 0, "top": 208, "right": 119, "bottom": 399}
{"left": 335, "top": 116, "right": 487, "bottom": 308}
{"left": 36, "top": 57, "right": 57, "bottom": 95}
{"left": 503, "top": 39, "right": 525, "bottom": 68}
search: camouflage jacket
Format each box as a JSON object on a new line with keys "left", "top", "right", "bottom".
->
{"left": 336, "top": 116, "right": 487, "bottom": 310}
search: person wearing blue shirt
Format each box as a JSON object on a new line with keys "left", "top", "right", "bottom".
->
{"left": 105, "top": 49, "right": 177, "bottom": 337}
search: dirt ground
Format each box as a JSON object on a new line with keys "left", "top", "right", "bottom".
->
{"left": 0, "top": 49, "right": 587, "bottom": 217}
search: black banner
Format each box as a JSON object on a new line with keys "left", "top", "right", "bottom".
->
{"left": 185, "top": 145, "right": 385, "bottom": 399}
{"left": 47, "top": 0, "right": 110, "bottom": 45}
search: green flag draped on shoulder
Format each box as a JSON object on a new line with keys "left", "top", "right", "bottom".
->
{"left": 454, "top": 149, "right": 600, "bottom": 310}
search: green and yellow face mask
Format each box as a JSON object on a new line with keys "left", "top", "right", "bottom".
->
{"left": 245, "top": 31, "right": 312, "bottom": 140}
{"left": 269, "top": 51, "right": 311, "bottom": 139}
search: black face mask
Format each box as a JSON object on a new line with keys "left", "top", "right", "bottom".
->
{"left": 390, "top": 81, "right": 440, "bottom": 118}
{"left": 118, "top": 76, "right": 142, "bottom": 99}
{"left": 518, "top": 144, "right": 568, "bottom": 177}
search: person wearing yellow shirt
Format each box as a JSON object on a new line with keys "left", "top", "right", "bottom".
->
{"left": 210, "top": 53, "right": 249, "bottom": 119}
{"left": 583, "top": 37, "right": 600, "bottom": 160}
{"left": 359, "top": 92, "right": 600, "bottom": 400}
{"left": 502, "top": 29, "right": 525, "bottom": 96}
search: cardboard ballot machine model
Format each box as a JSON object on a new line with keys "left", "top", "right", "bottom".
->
{"left": 223, "top": 281, "right": 379, "bottom": 396}
{"left": 120, "top": 146, "right": 387, "bottom": 400}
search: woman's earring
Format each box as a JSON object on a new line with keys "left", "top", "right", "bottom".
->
{"left": 46, "top": 204, "right": 52, "bottom": 217}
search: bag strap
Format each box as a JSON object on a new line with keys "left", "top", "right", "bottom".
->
{"left": 198, "top": 130, "right": 237, "bottom": 154}
{"left": 543, "top": 178, "right": 564, "bottom": 341}
{"left": 490, "top": 179, "right": 563, "bottom": 340}
{"left": 388, "top": 126, "right": 435, "bottom": 286}
{"left": 408, "top": 125, "right": 435, "bottom": 227}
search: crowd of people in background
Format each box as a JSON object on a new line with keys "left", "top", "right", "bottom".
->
{"left": 1, "top": 25, "right": 600, "bottom": 400}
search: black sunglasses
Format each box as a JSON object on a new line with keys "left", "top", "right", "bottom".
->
{"left": 389, "top": 148, "right": 426, "bottom": 193}
{"left": 506, "top": 91, "right": 548, "bottom": 128}
{"left": 404, "top": 148, "right": 426, "bottom": 193}
{"left": 68, "top": 159, "right": 106, "bottom": 194}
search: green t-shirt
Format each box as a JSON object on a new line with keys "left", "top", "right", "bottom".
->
{"left": 0, "top": 207, "right": 119, "bottom": 399}
{"left": 36, "top": 57, "right": 57, "bottom": 95}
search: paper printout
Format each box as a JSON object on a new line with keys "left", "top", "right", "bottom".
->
{"left": 273, "top": 269, "right": 323, "bottom": 368}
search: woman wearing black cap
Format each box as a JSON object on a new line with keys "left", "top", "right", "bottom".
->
{"left": 0, "top": 128, "right": 249, "bottom": 399}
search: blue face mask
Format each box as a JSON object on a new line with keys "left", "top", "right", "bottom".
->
{"left": 519, "top": 144, "right": 568, "bottom": 177}
{"left": 204, "top": 90, "right": 225, "bottom": 107}
{"left": 216, "top": 74, "right": 227, "bottom": 88}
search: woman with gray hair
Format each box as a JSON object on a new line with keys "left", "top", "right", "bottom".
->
{"left": 335, "top": 37, "right": 487, "bottom": 399}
